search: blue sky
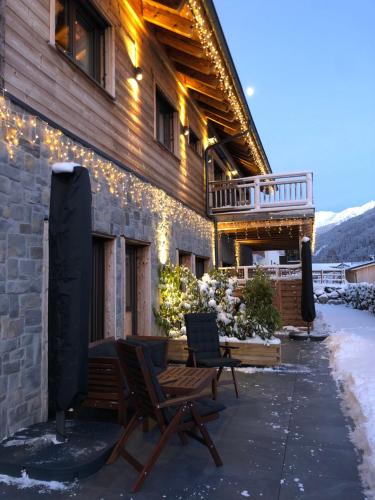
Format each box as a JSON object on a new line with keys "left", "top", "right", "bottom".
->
{"left": 214, "top": 0, "right": 375, "bottom": 211}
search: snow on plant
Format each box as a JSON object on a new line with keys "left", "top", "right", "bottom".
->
{"left": 154, "top": 263, "right": 243, "bottom": 338}
{"left": 154, "top": 262, "right": 201, "bottom": 338}
{"left": 342, "top": 283, "right": 375, "bottom": 313}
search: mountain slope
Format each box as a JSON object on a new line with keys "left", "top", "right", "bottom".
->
{"left": 313, "top": 207, "right": 375, "bottom": 262}
{"left": 316, "top": 200, "right": 375, "bottom": 229}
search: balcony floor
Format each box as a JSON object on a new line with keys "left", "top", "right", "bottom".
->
{"left": 0, "top": 338, "right": 363, "bottom": 499}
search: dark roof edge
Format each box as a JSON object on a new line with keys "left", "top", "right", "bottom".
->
{"left": 203, "top": 0, "right": 272, "bottom": 174}
{"left": 348, "top": 261, "right": 375, "bottom": 271}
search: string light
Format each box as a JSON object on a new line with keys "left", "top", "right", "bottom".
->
{"left": 0, "top": 95, "right": 214, "bottom": 261}
{"left": 187, "top": 0, "right": 268, "bottom": 174}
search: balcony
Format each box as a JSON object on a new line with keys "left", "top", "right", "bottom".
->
{"left": 208, "top": 171, "right": 314, "bottom": 219}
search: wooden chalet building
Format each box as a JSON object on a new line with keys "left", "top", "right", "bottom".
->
{"left": 0, "top": 0, "right": 314, "bottom": 438}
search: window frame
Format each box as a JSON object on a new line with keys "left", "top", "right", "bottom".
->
{"left": 154, "top": 85, "right": 179, "bottom": 156}
{"left": 51, "top": 0, "right": 115, "bottom": 96}
{"left": 188, "top": 127, "right": 203, "bottom": 157}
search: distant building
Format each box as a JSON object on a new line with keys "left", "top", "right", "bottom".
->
{"left": 346, "top": 261, "right": 375, "bottom": 284}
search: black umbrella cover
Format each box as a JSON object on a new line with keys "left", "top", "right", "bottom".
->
{"left": 301, "top": 238, "right": 316, "bottom": 323}
{"left": 48, "top": 167, "right": 92, "bottom": 413}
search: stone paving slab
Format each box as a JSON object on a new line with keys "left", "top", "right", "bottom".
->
{"left": 0, "top": 338, "right": 364, "bottom": 499}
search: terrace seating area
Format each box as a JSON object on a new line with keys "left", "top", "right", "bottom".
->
{"left": 0, "top": 336, "right": 364, "bottom": 499}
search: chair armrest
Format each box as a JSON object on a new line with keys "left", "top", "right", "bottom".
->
{"left": 220, "top": 344, "right": 240, "bottom": 350}
{"left": 156, "top": 391, "right": 206, "bottom": 409}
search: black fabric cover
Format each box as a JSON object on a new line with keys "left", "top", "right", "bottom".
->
{"left": 301, "top": 239, "right": 316, "bottom": 323}
{"left": 185, "top": 313, "right": 221, "bottom": 362}
{"left": 48, "top": 167, "right": 92, "bottom": 413}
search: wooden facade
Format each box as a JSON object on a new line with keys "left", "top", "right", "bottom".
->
{"left": 3, "top": 0, "right": 270, "bottom": 216}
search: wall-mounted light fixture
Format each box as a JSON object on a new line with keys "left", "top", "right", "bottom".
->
{"left": 181, "top": 125, "right": 189, "bottom": 137}
{"left": 134, "top": 66, "right": 143, "bottom": 81}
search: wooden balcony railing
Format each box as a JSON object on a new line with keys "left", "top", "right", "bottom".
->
{"left": 221, "top": 265, "right": 302, "bottom": 284}
{"left": 209, "top": 172, "right": 313, "bottom": 215}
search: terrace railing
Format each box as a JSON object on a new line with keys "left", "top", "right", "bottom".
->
{"left": 209, "top": 172, "right": 313, "bottom": 215}
{"left": 221, "top": 265, "right": 302, "bottom": 284}
{"left": 312, "top": 269, "right": 347, "bottom": 285}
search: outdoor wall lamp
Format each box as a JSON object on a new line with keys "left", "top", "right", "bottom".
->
{"left": 134, "top": 66, "right": 143, "bottom": 81}
{"left": 181, "top": 125, "right": 189, "bottom": 137}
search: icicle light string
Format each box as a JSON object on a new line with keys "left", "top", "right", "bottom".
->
{"left": 0, "top": 94, "right": 213, "bottom": 242}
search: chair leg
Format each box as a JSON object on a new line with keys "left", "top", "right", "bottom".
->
{"left": 216, "top": 367, "right": 223, "bottom": 382}
{"left": 178, "top": 431, "right": 189, "bottom": 446}
{"left": 191, "top": 405, "right": 223, "bottom": 467}
{"left": 212, "top": 378, "right": 217, "bottom": 400}
{"left": 142, "top": 417, "right": 150, "bottom": 432}
{"left": 131, "top": 408, "right": 185, "bottom": 492}
{"left": 231, "top": 367, "right": 239, "bottom": 398}
{"left": 107, "top": 413, "right": 141, "bottom": 465}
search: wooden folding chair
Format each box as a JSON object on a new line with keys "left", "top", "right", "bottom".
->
{"left": 107, "top": 340, "right": 225, "bottom": 493}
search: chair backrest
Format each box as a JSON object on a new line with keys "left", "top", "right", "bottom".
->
{"left": 85, "top": 356, "right": 125, "bottom": 408}
{"left": 184, "top": 313, "right": 221, "bottom": 361}
{"left": 116, "top": 340, "right": 167, "bottom": 427}
{"left": 125, "top": 336, "right": 168, "bottom": 372}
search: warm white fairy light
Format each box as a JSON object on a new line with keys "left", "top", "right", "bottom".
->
{"left": 0, "top": 95, "right": 214, "bottom": 260}
{"left": 187, "top": 0, "right": 268, "bottom": 174}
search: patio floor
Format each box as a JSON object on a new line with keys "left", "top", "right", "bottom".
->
{"left": 0, "top": 337, "right": 364, "bottom": 499}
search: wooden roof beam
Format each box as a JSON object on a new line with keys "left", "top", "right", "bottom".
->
{"left": 143, "top": 1, "right": 198, "bottom": 39}
{"left": 190, "top": 90, "right": 230, "bottom": 113}
{"left": 178, "top": 73, "right": 224, "bottom": 101}
{"left": 205, "top": 111, "right": 240, "bottom": 133}
{"left": 156, "top": 30, "right": 205, "bottom": 58}
{"left": 167, "top": 48, "right": 214, "bottom": 75}
{"left": 198, "top": 104, "right": 235, "bottom": 122}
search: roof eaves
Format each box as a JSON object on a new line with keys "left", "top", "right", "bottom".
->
{"left": 202, "top": 0, "right": 272, "bottom": 174}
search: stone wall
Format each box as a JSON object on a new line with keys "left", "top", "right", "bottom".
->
{"left": 0, "top": 107, "right": 214, "bottom": 439}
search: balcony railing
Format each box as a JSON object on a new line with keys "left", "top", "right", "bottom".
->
{"left": 221, "top": 265, "right": 302, "bottom": 284}
{"left": 209, "top": 172, "right": 313, "bottom": 215}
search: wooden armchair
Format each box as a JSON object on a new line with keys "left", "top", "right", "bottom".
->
{"left": 184, "top": 313, "right": 241, "bottom": 398}
{"left": 107, "top": 340, "right": 225, "bottom": 493}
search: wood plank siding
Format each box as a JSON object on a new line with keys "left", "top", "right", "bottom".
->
{"left": 3, "top": 0, "right": 208, "bottom": 214}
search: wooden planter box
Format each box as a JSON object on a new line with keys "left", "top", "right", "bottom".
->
{"left": 167, "top": 339, "right": 281, "bottom": 366}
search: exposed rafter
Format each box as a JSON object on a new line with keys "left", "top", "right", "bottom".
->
{"left": 167, "top": 48, "right": 214, "bottom": 75}
{"left": 156, "top": 30, "right": 205, "bottom": 58}
{"left": 143, "top": 1, "right": 198, "bottom": 39}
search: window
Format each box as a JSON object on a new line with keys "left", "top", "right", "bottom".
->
{"left": 214, "top": 162, "right": 225, "bottom": 181}
{"left": 156, "top": 88, "right": 177, "bottom": 153}
{"left": 195, "top": 257, "right": 208, "bottom": 279}
{"left": 188, "top": 128, "right": 202, "bottom": 156}
{"left": 55, "top": 0, "right": 107, "bottom": 86}
{"left": 126, "top": 245, "right": 138, "bottom": 336}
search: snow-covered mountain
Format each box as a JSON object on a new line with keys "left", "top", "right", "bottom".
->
{"left": 316, "top": 201, "right": 375, "bottom": 229}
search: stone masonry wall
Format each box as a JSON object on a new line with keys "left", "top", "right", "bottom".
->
{"left": 0, "top": 108, "right": 213, "bottom": 439}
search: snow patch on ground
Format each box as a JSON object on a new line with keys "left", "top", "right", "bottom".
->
{"left": 0, "top": 471, "right": 72, "bottom": 493}
{"left": 318, "top": 304, "right": 375, "bottom": 499}
{"left": 236, "top": 364, "right": 311, "bottom": 375}
{"left": 3, "top": 434, "right": 63, "bottom": 447}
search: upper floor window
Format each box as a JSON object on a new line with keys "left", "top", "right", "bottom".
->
{"left": 55, "top": 0, "right": 107, "bottom": 86}
{"left": 156, "top": 88, "right": 177, "bottom": 153}
{"left": 188, "top": 128, "right": 202, "bottom": 156}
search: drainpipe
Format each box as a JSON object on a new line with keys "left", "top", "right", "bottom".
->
{"left": 204, "top": 130, "right": 250, "bottom": 268}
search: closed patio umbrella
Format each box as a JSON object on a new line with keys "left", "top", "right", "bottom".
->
{"left": 48, "top": 163, "right": 92, "bottom": 440}
{"left": 301, "top": 236, "right": 316, "bottom": 333}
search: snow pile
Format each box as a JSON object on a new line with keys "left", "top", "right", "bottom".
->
{"left": 314, "top": 285, "right": 346, "bottom": 305}
{"left": 320, "top": 304, "right": 375, "bottom": 498}
{"left": 0, "top": 471, "right": 72, "bottom": 493}
{"left": 342, "top": 283, "right": 375, "bottom": 313}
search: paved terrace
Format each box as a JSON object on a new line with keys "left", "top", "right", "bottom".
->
{"left": 0, "top": 338, "right": 363, "bottom": 499}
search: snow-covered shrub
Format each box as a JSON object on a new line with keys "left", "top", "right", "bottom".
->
{"left": 154, "top": 263, "right": 201, "bottom": 338}
{"left": 239, "top": 268, "right": 282, "bottom": 340}
{"left": 154, "top": 264, "right": 244, "bottom": 338}
{"left": 342, "top": 283, "right": 375, "bottom": 313}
